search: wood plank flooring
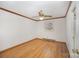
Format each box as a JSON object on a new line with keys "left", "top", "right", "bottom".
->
{"left": 0, "top": 38, "right": 70, "bottom": 58}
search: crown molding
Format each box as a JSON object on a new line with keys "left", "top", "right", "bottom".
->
{"left": 65, "top": 1, "right": 72, "bottom": 17}
{"left": 0, "top": 7, "right": 39, "bottom": 21}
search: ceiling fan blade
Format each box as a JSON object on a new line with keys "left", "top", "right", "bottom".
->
{"left": 43, "top": 15, "right": 52, "bottom": 17}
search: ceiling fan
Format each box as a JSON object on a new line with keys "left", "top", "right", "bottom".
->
{"left": 32, "top": 10, "right": 53, "bottom": 20}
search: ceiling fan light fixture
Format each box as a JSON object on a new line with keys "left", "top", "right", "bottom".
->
{"left": 39, "top": 16, "right": 44, "bottom": 20}
{"left": 32, "top": 10, "right": 53, "bottom": 21}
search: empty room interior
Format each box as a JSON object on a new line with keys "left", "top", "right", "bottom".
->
{"left": 0, "top": 1, "right": 79, "bottom": 58}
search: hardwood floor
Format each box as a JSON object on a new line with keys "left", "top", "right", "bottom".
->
{"left": 0, "top": 38, "right": 70, "bottom": 58}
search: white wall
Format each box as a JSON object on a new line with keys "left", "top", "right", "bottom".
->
{"left": 66, "top": 2, "right": 75, "bottom": 57}
{"left": 75, "top": 2, "right": 79, "bottom": 57}
{"left": 36, "top": 18, "right": 66, "bottom": 42}
{"left": 76, "top": 1, "right": 79, "bottom": 52}
{"left": 0, "top": 10, "right": 37, "bottom": 51}
{"left": 66, "top": 2, "right": 79, "bottom": 57}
